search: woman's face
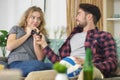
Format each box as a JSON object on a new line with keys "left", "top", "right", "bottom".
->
{"left": 26, "top": 11, "right": 41, "bottom": 28}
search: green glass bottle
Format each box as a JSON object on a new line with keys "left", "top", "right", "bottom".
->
{"left": 83, "top": 48, "right": 93, "bottom": 80}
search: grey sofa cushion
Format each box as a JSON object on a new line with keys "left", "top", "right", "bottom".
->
{"left": 0, "top": 57, "right": 8, "bottom": 68}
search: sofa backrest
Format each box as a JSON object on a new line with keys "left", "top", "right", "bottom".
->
{"left": 115, "top": 37, "right": 120, "bottom": 66}
{"left": 44, "top": 38, "right": 120, "bottom": 65}
{"left": 44, "top": 39, "right": 64, "bottom": 63}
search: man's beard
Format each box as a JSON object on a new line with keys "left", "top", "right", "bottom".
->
{"left": 77, "top": 21, "right": 87, "bottom": 28}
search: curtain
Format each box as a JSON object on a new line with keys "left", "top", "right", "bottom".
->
{"left": 66, "top": 0, "right": 103, "bottom": 36}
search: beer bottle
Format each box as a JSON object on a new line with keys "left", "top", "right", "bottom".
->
{"left": 83, "top": 48, "right": 93, "bottom": 80}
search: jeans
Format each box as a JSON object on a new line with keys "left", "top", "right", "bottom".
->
{"left": 8, "top": 60, "right": 53, "bottom": 77}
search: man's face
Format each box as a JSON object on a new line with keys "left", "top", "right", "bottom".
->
{"left": 76, "top": 9, "right": 88, "bottom": 28}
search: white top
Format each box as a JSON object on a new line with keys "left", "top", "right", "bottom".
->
{"left": 70, "top": 32, "right": 87, "bottom": 59}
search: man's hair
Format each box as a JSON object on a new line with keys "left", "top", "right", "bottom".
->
{"left": 79, "top": 3, "right": 101, "bottom": 24}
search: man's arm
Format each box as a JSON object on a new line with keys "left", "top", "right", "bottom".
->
{"left": 42, "top": 46, "right": 60, "bottom": 63}
{"left": 94, "top": 33, "right": 117, "bottom": 77}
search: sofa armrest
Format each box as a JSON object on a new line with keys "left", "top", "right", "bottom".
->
{"left": 102, "top": 77, "right": 120, "bottom": 80}
{"left": 0, "top": 57, "right": 7, "bottom": 62}
{"left": 25, "top": 70, "right": 57, "bottom": 80}
{"left": 0, "top": 57, "right": 8, "bottom": 68}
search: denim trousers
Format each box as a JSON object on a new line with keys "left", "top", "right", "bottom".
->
{"left": 8, "top": 60, "right": 53, "bottom": 77}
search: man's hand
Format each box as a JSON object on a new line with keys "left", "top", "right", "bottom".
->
{"left": 74, "top": 57, "right": 84, "bottom": 65}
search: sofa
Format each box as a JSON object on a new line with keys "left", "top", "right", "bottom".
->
{"left": 0, "top": 39, "right": 120, "bottom": 80}
{"left": 25, "top": 38, "right": 120, "bottom": 80}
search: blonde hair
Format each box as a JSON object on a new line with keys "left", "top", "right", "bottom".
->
{"left": 19, "top": 6, "right": 47, "bottom": 35}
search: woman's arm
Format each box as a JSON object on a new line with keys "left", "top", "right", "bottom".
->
{"left": 35, "top": 33, "right": 61, "bottom": 63}
{"left": 33, "top": 34, "right": 45, "bottom": 60}
{"left": 6, "top": 27, "right": 31, "bottom": 51}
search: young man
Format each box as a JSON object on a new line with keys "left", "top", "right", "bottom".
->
{"left": 36, "top": 3, "right": 117, "bottom": 79}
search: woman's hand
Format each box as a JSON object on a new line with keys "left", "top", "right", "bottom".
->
{"left": 25, "top": 27, "right": 32, "bottom": 36}
{"left": 34, "top": 33, "right": 48, "bottom": 48}
{"left": 26, "top": 25, "right": 40, "bottom": 36}
{"left": 31, "top": 27, "right": 40, "bottom": 35}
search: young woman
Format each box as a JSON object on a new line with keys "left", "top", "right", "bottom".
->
{"left": 6, "top": 6, "right": 52, "bottom": 77}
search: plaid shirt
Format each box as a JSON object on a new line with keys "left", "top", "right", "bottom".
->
{"left": 43, "top": 26, "right": 117, "bottom": 77}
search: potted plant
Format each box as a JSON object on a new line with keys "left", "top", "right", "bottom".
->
{"left": 53, "top": 62, "right": 68, "bottom": 80}
{"left": 0, "top": 30, "right": 8, "bottom": 57}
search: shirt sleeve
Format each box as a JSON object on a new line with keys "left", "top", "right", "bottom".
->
{"left": 8, "top": 26, "right": 18, "bottom": 35}
{"left": 42, "top": 39, "right": 68, "bottom": 64}
{"left": 94, "top": 33, "right": 117, "bottom": 77}
{"left": 42, "top": 46, "right": 60, "bottom": 63}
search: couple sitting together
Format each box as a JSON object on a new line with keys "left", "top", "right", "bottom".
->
{"left": 6, "top": 3, "right": 117, "bottom": 80}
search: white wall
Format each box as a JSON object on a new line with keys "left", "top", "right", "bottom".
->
{"left": 0, "top": 0, "right": 9, "bottom": 30}
{"left": 0, "top": 0, "right": 44, "bottom": 31}
{"left": 0, "top": 0, "right": 67, "bottom": 56}
{"left": 45, "top": 0, "right": 67, "bottom": 39}
{"left": 114, "top": 0, "right": 120, "bottom": 36}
